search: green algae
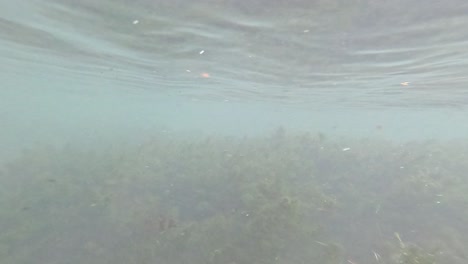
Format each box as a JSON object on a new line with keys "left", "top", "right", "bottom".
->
{"left": 1, "top": 129, "right": 468, "bottom": 263}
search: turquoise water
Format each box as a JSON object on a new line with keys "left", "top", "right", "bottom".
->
{"left": 2, "top": 0, "right": 468, "bottom": 157}
{"left": 2, "top": 1, "right": 468, "bottom": 263}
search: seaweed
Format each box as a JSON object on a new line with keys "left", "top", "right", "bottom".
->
{"left": 1, "top": 129, "right": 468, "bottom": 263}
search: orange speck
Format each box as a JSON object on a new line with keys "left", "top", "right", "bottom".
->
{"left": 201, "top": 73, "right": 210, "bottom": 78}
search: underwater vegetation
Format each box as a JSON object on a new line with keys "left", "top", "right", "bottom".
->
{"left": 1, "top": 128, "right": 468, "bottom": 263}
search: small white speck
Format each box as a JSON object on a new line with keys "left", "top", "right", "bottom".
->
{"left": 303, "top": 29, "right": 310, "bottom": 33}
{"left": 186, "top": 69, "right": 191, "bottom": 72}
{"left": 400, "top": 166, "right": 405, "bottom": 169}
{"left": 90, "top": 203, "right": 97, "bottom": 207}
{"left": 342, "top": 147, "right": 351, "bottom": 151}
{"left": 132, "top": 20, "right": 139, "bottom": 25}
{"left": 199, "top": 50, "right": 205, "bottom": 54}
{"left": 436, "top": 201, "right": 441, "bottom": 204}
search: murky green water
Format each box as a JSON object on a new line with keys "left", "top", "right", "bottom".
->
{"left": 1, "top": 1, "right": 468, "bottom": 263}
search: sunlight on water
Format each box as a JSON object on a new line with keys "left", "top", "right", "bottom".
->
{"left": 2, "top": 0, "right": 468, "bottom": 108}
{"left": 1, "top": 0, "right": 468, "bottom": 156}
{"left": 1, "top": 2, "right": 468, "bottom": 262}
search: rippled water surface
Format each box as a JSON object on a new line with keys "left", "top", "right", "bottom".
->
{"left": 3, "top": 0, "right": 468, "bottom": 106}
{"left": 1, "top": 0, "right": 468, "bottom": 150}
{"left": 3, "top": 1, "right": 468, "bottom": 263}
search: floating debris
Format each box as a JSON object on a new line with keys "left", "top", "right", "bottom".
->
{"left": 395, "top": 232, "right": 405, "bottom": 248}
{"left": 375, "top": 204, "right": 381, "bottom": 214}
{"left": 373, "top": 251, "right": 381, "bottom": 261}
{"left": 315, "top": 241, "right": 329, "bottom": 246}
{"left": 158, "top": 216, "right": 177, "bottom": 232}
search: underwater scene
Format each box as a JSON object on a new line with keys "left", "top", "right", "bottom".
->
{"left": 2, "top": 0, "right": 468, "bottom": 263}
{"left": 2, "top": 128, "right": 468, "bottom": 264}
